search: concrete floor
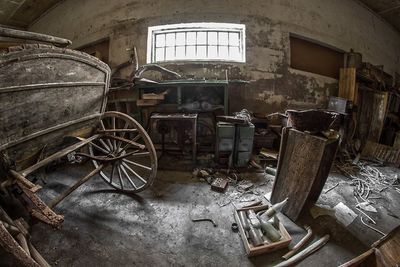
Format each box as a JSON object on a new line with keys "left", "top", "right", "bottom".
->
{"left": 1, "top": 160, "right": 399, "bottom": 266}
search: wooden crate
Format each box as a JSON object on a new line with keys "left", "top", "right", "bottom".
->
{"left": 234, "top": 205, "right": 292, "bottom": 257}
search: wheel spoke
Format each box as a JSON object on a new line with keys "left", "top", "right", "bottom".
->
{"left": 120, "top": 164, "right": 138, "bottom": 189}
{"left": 110, "top": 163, "right": 116, "bottom": 184}
{"left": 121, "top": 161, "right": 147, "bottom": 184}
{"left": 117, "top": 164, "right": 124, "bottom": 190}
{"left": 116, "top": 122, "right": 129, "bottom": 153}
{"left": 132, "top": 133, "right": 142, "bottom": 142}
{"left": 101, "top": 119, "right": 114, "bottom": 150}
{"left": 122, "top": 158, "right": 151, "bottom": 171}
{"left": 90, "top": 142, "right": 110, "bottom": 155}
{"left": 99, "top": 139, "right": 112, "bottom": 152}
{"left": 111, "top": 116, "right": 117, "bottom": 150}
{"left": 129, "top": 151, "right": 150, "bottom": 158}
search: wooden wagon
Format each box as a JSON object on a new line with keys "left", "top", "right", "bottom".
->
{"left": 0, "top": 27, "right": 157, "bottom": 266}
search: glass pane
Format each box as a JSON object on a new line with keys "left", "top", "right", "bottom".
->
{"left": 186, "top": 46, "right": 196, "bottom": 58}
{"left": 197, "top": 46, "right": 206, "bottom": 59}
{"left": 229, "top": 32, "right": 240, "bottom": 46}
{"left": 176, "top": 32, "right": 185, "bottom": 46}
{"left": 165, "top": 47, "right": 175, "bottom": 60}
{"left": 176, "top": 46, "right": 186, "bottom": 59}
{"left": 208, "top": 32, "right": 218, "bottom": 45}
{"left": 155, "top": 48, "right": 165, "bottom": 61}
{"left": 219, "top": 46, "right": 229, "bottom": 59}
{"left": 165, "top": 33, "right": 175, "bottom": 46}
{"left": 218, "top": 32, "right": 229, "bottom": 45}
{"left": 155, "top": 34, "right": 165, "bottom": 47}
{"left": 197, "top": 32, "right": 207, "bottom": 45}
{"left": 187, "top": 32, "right": 196, "bottom": 45}
{"left": 208, "top": 45, "right": 218, "bottom": 58}
{"left": 229, "top": 46, "right": 241, "bottom": 61}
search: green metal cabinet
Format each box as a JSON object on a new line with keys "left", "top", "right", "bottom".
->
{"left": 216, "top": 122, "right": 254, "bottom": 167}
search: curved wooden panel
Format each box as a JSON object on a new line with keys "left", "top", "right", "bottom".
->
{"left": 0, "top": 44, "right": 110, "bottom": 168}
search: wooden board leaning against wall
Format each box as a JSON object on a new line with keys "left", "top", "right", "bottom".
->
{"left": 339, "top": 67, "right": 394, "bottom": 148}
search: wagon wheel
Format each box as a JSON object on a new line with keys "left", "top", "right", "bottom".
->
{"left": 89, "top": 111, "right": 157, "bottom": 193}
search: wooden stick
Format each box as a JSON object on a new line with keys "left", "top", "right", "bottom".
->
{"left": 0, "top": 27, "right": 71, "bottom": 47}
{"left": 15, "top": 233, "right": 30, "bottom": 256}
{"left": 275, "top": 235, "right": 330, "bottom": 267}
{"left": 9, "top": 170, "right": 42, "bottom": 193}
{"left": 282, "top": 225, "right": 313, "bottom": 260}
{"left": 49, "top": 164, "right": 105, "bottom": 208}
{"left": 28, "top": 241, "right": 51, "bottom": 267}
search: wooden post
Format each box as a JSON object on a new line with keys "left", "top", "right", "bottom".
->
{"left": 0, "top": 27, "right": 71, "bottom": 47}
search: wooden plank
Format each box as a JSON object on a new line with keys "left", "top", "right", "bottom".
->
{"left": 142, "top": 92, "right": 167, "bottom": 100}
{"left": 338, "top": 249, "right": 377, "bottom": 267}
{"left": 373, "top": 226, "right": 400, "bottom": 267}
{"left": 271, "top": 129, "right": 338, "bottom": 221}
{"left": 309, "top": 138, "right": 339, "bottom": 202}
{"left": 136, "top": 99, "right": 160, "bottom": 107}
{"left": 394, "top": 132, "right": 400, "bottom": 149}
{"left": 362, "top": 141, "right": 400, "bottom": 167}
{"left": 339, "top": 68, "right": 357, "bottom": 103}
{"left": 260, "top": 148, "right": 279, "bottom": 159}
{"left": 0, "top": 45, "right": 110, "bottom": 169}
{"left": 357, "top": 89, "right": 389, "bottom": 144}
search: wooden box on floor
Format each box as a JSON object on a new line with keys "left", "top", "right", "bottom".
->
{"left": 234, "top": 205, "right": 292, "bottom": 257}
{"left": 271, "top": 127, "right": 339, "bottom": 221}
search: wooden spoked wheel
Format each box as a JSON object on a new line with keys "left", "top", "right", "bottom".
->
{"left": 89, "top": 111, "right": 157, "bottom": 193}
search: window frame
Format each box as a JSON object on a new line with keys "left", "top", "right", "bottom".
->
{"left": 146, "top": 22, "right": 246, "bottom": 63}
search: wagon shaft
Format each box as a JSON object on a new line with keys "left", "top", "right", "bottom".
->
{"left": 17, "top": 181, "right": 64, "bottom": 228}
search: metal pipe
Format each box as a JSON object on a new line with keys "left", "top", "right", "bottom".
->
{"left": 275, "top": 235, "right": 330, "bottom": 267}
{"left": 282, "top": 225, "right": 313, "bottom": 260}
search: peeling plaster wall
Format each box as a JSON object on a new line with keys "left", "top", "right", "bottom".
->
{"left": 30, "top": 0, "right": 400, "bottom": 114}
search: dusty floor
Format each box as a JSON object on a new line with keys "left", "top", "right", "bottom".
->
{"left": 1, "top": 160, "right": 399, "bottom": 266}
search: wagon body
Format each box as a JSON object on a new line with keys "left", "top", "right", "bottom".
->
{"left": 0, "top": 34, "right": 157, "bottom": 267}
{"left": 0, "top": 44, "right": 110, "bottom": 169}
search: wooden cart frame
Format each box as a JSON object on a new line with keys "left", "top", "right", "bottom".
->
{"left": 0, "top": 28, "right": 157, "bottom": 266}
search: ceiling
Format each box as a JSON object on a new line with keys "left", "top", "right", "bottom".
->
{"left": 0, "top": 0, "right": 399, "bottom": 33}
{"left": 0, "top": 0, "right": 61, "bottom": 29}
{"left": 358, "top": 0, "right": 400, "bottom": 32}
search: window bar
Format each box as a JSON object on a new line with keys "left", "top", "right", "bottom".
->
{"left": 184, "top": 31, "right": 187, "bottom": 59}
{"left": 174, "top": 32, "right": 177, "bottom": 60}
{"left": 206, "top": 30, "right": 209, "bottom": 58}
{"left": 217, "top": 31, "right": 219, "bottom": 59}
{"left": 163, "top": 34, "right": 167, "bottom": 62}
{"left": 195, "top": 31, "right": 198, "bottom": 60}
{"left": 227, "top": 31, "right": 230, "bottom": 58}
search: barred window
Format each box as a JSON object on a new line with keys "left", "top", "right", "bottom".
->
{"left": 147, "top": 23, "right": 246, "bottom": 63}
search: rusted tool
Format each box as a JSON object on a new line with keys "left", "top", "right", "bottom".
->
{"left": 191, "top": 218, "right": 218, "bottom": 227}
